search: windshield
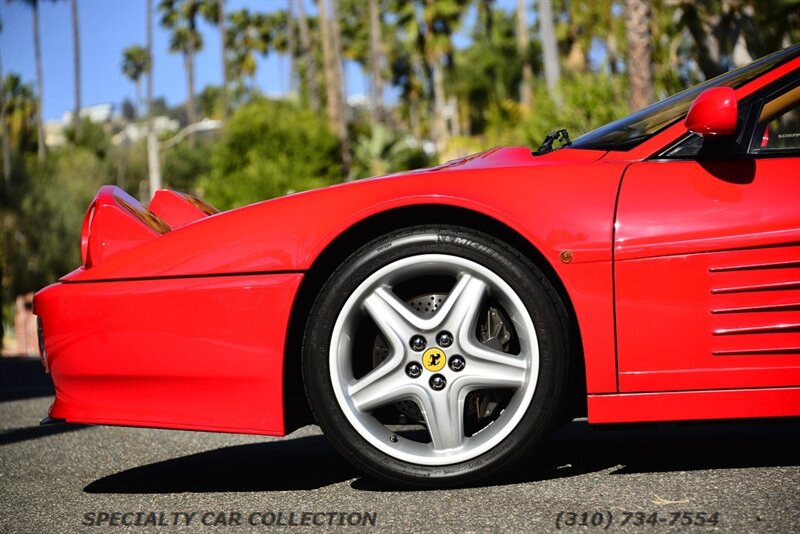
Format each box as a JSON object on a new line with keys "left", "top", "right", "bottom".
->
{"left": 571, "top": 44, "right": 800, "bottom": 151}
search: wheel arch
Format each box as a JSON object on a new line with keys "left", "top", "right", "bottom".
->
{"left": 282, "top": 204, "right": 587, "bottom": 432}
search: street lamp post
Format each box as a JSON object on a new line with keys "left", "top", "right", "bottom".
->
{"left": 147, "top": 129, "right": 161, "bottom": 198}
{"left": 146, "top": 118, "right": 222, "bottom": 199}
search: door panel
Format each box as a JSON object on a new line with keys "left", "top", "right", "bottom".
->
{"left": 615, "top": 158, "right": 800, "bottom": 392}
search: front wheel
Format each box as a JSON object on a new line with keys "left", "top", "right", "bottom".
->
{"left": 302, "top": 226, "right": 572, "bottom": 487}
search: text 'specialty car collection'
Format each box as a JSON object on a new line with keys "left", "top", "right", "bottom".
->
{"left": 35, "top": 44, "right": 800, "bottom": 488}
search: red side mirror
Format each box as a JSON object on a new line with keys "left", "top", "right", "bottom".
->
{"left": 685, "top": 87, "right": 738, "bottom": 137}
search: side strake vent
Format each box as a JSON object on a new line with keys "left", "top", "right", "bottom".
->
{"left": 710, "top": 260, "right": 800, "bottom": 272}
{"left": 710, "top": 248, "right": 800, "bottom": 357}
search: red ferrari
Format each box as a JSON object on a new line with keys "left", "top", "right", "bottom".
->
{"left": 35, "top": 44, "right": 800, "bottom": 487}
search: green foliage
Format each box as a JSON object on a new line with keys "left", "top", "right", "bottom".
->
{"left": 159, "top": 0, "right": 216, "bottom": 55}
{"left": 483, "top": 73, "right": 631, "bottom": 148}
{"left": 349, "top": 125, "right": 434, "bottom": 180}
{"left": 450, "top": 7, "right": 523, "bottom": 135}
{"left": 226, "top": 9, "right": 270, "bottom": 88}
{"left": 64, "top": 119, "right": 110, "bottom": 159}
{"left": 108, "top": 141, "right": 149, "bottom": 198}
{"left": 197, "top": 85, "right": 222, "bottom": 118}
{"left": 162, "top": 140, "right": 213, "bottom": 193}
{"left": 199, "top": 98, "right": 342, "bottom": 209}
{"left": 2, "top": 73, "right": 37, "bottom": 154}
{"left": 3, "top": 148, "right": 110, "bottom": 302}
{"left": 121, "top": 45, "right": 150, "bottom": 83}
{"left": 339, "top": 0, "right": 370, "bottom": 67}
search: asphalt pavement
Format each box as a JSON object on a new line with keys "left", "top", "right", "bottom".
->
{"left": 1, "top": 356, "right": 798, "bottom": 533}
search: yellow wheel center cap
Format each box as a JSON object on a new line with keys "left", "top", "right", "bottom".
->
{"left": 422, "top": 347, "right": 446, "bottom": 372}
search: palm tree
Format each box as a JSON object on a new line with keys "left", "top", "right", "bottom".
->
{"left": 121, "top": 46, "right": 150, "bottom": 118}
{"left": 16, "top": 0, "right": 47, "bottom": 161}
{"left": 295, "top": 0, "right": 320, "bottom": 110}
{"left": 262, "top": 10, "right": 292, "bottom": 92}
{"left": 388, "top": 0, "right": 425, "bottom": 139}
{"left": 538, "top": 0, "right": 561, "bottom": 109}
{"left": 625, "top": 0, "right": 654, "bottom": 110}
{"left": 3, "top": 75, "right": 38, "bottom": 153}
{"left": 192, "top": 0, "right": 227, "bottom": 117}
{"left": 422, "top": 0, "right": 467, "bottom": 153}
{"left": 215, "top": 0, "right": 228, "bottom": 118}
{"left": 286, "top": 0, "right": 297, "bottom": 94}
{"left": 317, "top": 0, "right": 347, "bottom": 155}
{"left": 516, "top": 0, "right": 532, "bottom": 114}
{"left": 71, "top": 0, "right": 81, "bottom": 126}
{"left": 225, "top": 9, "right": 269, "bottom": 92}
{"left": 368, "top": 0, "right": 385, "bottom": 123}
{"left": 340, "top": 0, "right": 386, "bottom": 125}
{"left": 0, "top": 19, "right": 11, "bottom": 185}
{"left": 159, "top": 0, "right": 203, "bottom": 127}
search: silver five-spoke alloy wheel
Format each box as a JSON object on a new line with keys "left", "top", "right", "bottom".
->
{"left": 330, "top": 254, "right": 539, "bottom": 465}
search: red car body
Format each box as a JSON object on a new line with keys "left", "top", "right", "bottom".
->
{"left": 35, "top": 48, "right": 800, "bottom": 443}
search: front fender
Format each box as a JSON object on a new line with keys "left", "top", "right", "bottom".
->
{"left": 65, "top": 159, "right": 622, "bottom": 282}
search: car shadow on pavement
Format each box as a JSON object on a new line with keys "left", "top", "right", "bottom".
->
{"left": 0, "top": 356, "right": 54, "bottom": 402}
{"left": 0, "top": 423, "right": 87, "bottom": 446}
{"left": 85, "top": 418, "right": 800, "bottom": 494}
{"left": 84, "top": 434, "right": 359, "bottom": 493}
{"left": 352, "top": 418, "right": 800, "bottom": 491}
{"left": 499, "top": 418, "right": 800, "bottom": 485}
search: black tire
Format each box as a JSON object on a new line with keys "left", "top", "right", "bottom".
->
{"left": 302, "top": 225, "right": 572, "bottom": 488}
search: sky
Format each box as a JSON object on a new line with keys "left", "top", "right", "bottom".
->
{"left": 1, "top": 0, "right": 370, "bottom": 123}
{"left": 0, "top": 0, "right": 524, "bottom": 124}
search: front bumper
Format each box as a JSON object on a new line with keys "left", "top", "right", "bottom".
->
{"left": 34, "top": 272, "right": 303, "bottom": 436}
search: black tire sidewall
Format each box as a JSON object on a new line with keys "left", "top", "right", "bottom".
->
{"left": 302, "top": 225, "right": 570, "bottom": 488}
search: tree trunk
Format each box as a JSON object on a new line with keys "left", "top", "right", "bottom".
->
{"left": 516, "top": 0, "right": 532, "bottom": 114}
{"left": 71, "top": 0, "right": 81, "bottom": 127}
{"left": 680, "top": 4, "right": 724, "bottom": 79}
{"left": 368, "top": 0, "right": 384, "bottom": 124}
{"left": 431, "top": 59, "right": 447, "bottom": 153}
{"left": 318, "top": 0, "right": 336, "bottom": 127}
{"left": 32, "top": 0, "right": 46, "bottom": 161}
{"left": 409, "top": 51, "right": 424, "bottom": 139}
{"left": 0, "top": 43, "right": 11, "bottom": 186}
{"left": 318, "top": 0, "right": 349, "bottom": 170}
{"left": 185, "top": 0, "right": 198, "bottom": 143}
{"left": 606, "top": 33, "right": 619, "bottom": 75}
{"left": 297, "top": 0, "right": 319, "bottom": 110}
{"left": 329, "top": 0, "right": 347, "bottom": 132}
{"left": 287, "top": 0, "right": 297, "bottom": 94}
{"left": 147, "top": 0, "right": 162, "bottom": 199}
{"left": 136, "top": 79, "right": 143, "bottom": 120}
{"left": 448, "top": 95, "right": 460, "bottom": 138}
{"left": 330, "top": 0, "right": 350, "bottom": 171}
{"left": 538, "top": 0, "right": 561, "bottom": 109}
{"left": 422, "top": 0, "right": 447, "bottom": 154}
{"left": 219, "top": 0, "right": 228, "bottom": 120}
{"left": 184, "top": 53, "right": 197, "bottom": 122}
{"left": 625, "top": 0, "right": 654, "bottom": 111}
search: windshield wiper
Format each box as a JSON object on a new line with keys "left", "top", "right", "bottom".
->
{"left": 535, "top": 128, "right": 571, "bottom": 155}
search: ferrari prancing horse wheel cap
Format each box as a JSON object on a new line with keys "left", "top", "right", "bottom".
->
{"left": 422, "top": 347, "right": 446, "bottom": 372}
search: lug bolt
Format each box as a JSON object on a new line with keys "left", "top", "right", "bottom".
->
{"left": 410, "top": 335, "right": 426, "bottom": 352}
{"left": 436, "top": 331, "right": 453, "bottom": 348}
{"left": 406, "top": 362, "right": 423, "bottom": 378}
{"left": 449, "top": 355, "right": 465, "bottom": 372}
{"left": 430, "top": 374, "right": 446, "bottom": 391}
